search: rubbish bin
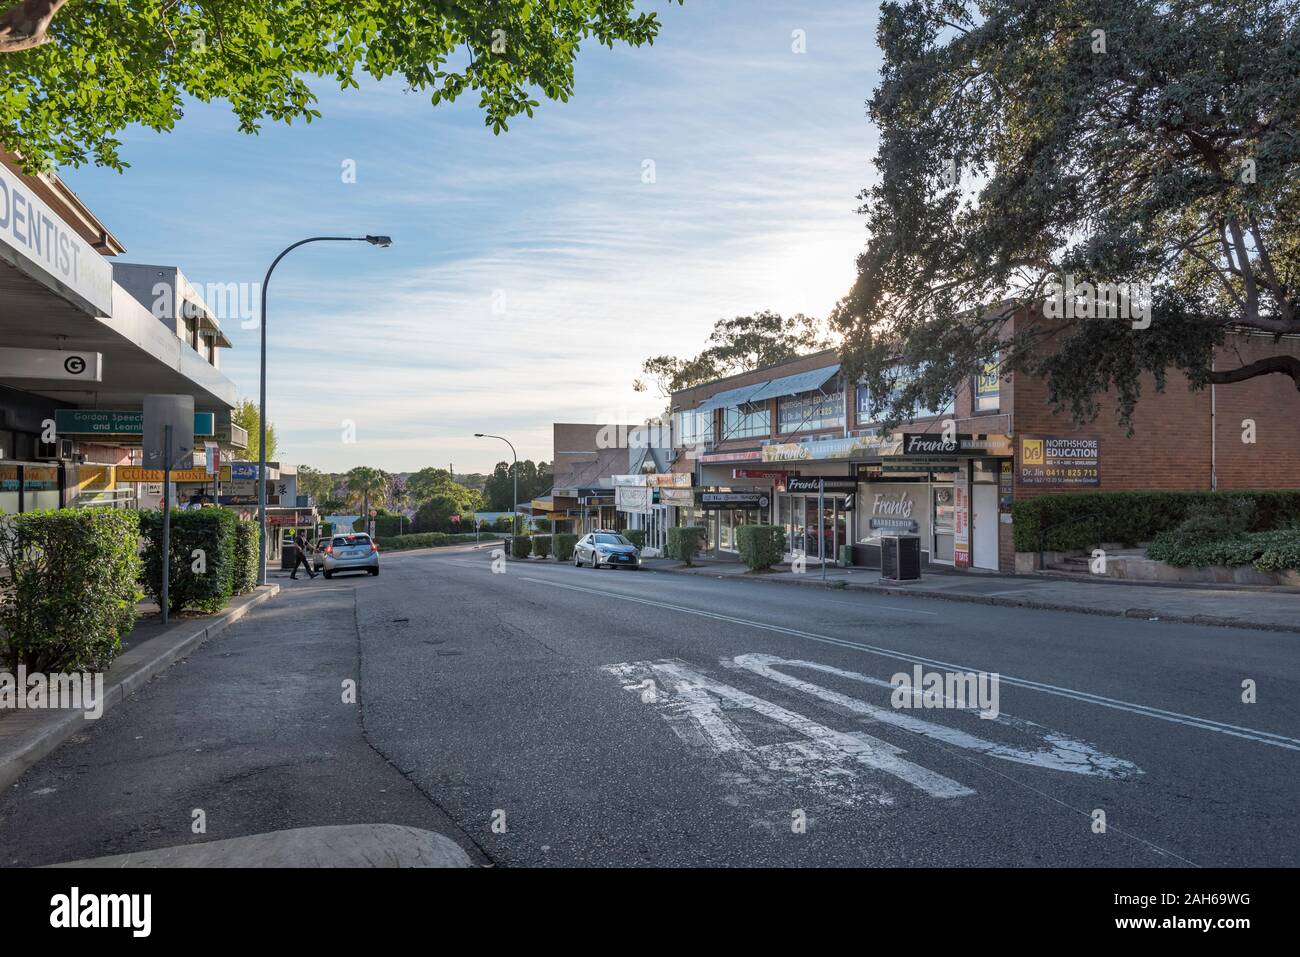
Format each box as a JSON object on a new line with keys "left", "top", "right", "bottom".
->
{"left": 880, "top": 535, "right": 921, "bottom": 581}
{"left": 838, "top": 544, "right": 853, "bottom": 568}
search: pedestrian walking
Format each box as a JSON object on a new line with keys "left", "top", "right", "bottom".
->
{"left": 290, "top": 528, "right": 317, "bottom": 580}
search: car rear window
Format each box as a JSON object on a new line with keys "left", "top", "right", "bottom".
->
{"left": 332, "top": 535, "right": 371, "bottom": 546}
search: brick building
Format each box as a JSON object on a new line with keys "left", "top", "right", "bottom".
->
{"left": 665, "top": 308, "right": 1300, "bottom": 572}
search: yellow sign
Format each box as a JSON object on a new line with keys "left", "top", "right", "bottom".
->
{"left": 1020, "top": 438, "right": 1045, "bottom": 466}
{"left": 118, "top": 466, "right": 214, "bottom": 483}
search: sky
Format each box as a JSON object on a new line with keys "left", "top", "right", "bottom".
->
{"left": 63, "top": 0, "right": 884, "bottom": 474}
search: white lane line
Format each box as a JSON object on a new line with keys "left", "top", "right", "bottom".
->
{"left": 520, "top": 576, "right": 1300, "bottom": 753}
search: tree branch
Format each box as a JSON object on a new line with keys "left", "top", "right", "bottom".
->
{"left": 0, "top": 0, "right": 66, "bottom": 53}
{"left": 1208, "top": 354, "right": 1300, "bottom": 388}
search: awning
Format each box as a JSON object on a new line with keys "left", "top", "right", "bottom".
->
{"left": 744, "top": 364, "right": 840, "bottom": 403}
{"left": 692, "top": 381, "right": 771, "bottom": 413}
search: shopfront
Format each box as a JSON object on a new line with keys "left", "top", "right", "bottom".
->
{"left": 777, "top": 475, "right": 856, "bottom": 563}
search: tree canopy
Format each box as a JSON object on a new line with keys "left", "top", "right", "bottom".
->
{"left": 0, "top": 0, "right": 682, "bottom": 171}
{"left": 634, "top": 310, "right": 834, "bottom": 397}
{"left": 232, "top": 397, "right": 276, "bottom": 462}
{"left": 833, "top": 0, "right": 1300, "bottom": 430}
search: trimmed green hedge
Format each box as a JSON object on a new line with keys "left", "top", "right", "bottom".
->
{"left": 737, "top": 524, "right": 785, "bottom": 571}
{"left": 1012, "top": 490, "right": 1300, "bottom": 552}
{"left": 511, "top": 535, "right": 532, "bottom": 559}
{"left": 667, "top": 525, "right": 707, "bottom": 566}
{"left": 0, "top": 508, "right": 143, "bottom": 672}
{"left": 554, "top": 533, "right": 578, "bottom": 561}
{"left": 141, "top": 508, "right": 239, "bottom": 614}
{"left": 1148, "top": 527, "right": 1300, "bottom": 571}
{"left": 380, "top": 532, "right": 484, "bottom": 552}
{"left": 624, "top": 529, "right": 645, "bottom": 549}
{"left": 533, "top": 534, "right": 552, "bottom": 559}
{"left": 232, "top": 521, "right": 259, "bottom": 594}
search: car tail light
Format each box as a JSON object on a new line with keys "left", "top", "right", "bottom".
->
{"left": 370, "top": 542, "right": 378, "bottom": 553}
{"left": 325, "top": 545, "right": 334, "bottom": 555}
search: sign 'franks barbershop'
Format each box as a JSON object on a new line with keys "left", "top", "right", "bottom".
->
{"left": 0, "top": 162, "right": 114, "bottom": 316}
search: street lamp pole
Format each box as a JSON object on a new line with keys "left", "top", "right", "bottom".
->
{"left": 258, "top": 235, "right": 391, "bottom": 586}
{"left": 475, "top": 433, "right": 518, "bottom": 535}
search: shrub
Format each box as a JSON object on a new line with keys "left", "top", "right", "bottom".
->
{"left": 0, "top": 508, "right": 143, "bottom": 672}
{"left": 232, "top": 521, "right": 259, "bottom": 594}
{"left": 1012, "top": 490, "right": 1300, "bottom": 553}
{"left": 1254, "top": 529, "right": 1300, "bottom": 572}
{"left": 1147, "top": 526, "right": 1300, "bottom": 570}
{"left": 667, "top": 525, "right": 707, "bottom": 566}
{"left": 140, "top": 508, "right": 239, "bottom": 614}
{"left": 534, "top": 518, "right": 552, "bottom": 533}
{"left": 379, "top": 532, "right": 481, "bottom": 552}
{"left": 511, "top": 535, "right": 532, "bottom": 559}
{"left": 533, "top": 534, "right": 552, "bottom": 558}
{"left": 494, "top": 517, "right": 514, "bottom": 532}
{"left": 737, "top": 524, "right": 785, "bottom": 571}
{"left": 554, "top": 533, "right": 578, "bottom": 561}
{"left": 623, "top": 529, "right": 645, "bottom": 549}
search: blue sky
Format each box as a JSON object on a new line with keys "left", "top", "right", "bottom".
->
{"left": 64, "top": 0, "right": 884, "bottom": 474}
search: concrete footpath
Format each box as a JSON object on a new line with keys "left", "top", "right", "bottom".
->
{"left": 638, "top": 557, "right": 1300, "bottom": 634}
{"left": 51, "top": 824, "right": 472, "bottom": 868}
{"left": 0, "top": 585, "right": 280, "bottom": 792}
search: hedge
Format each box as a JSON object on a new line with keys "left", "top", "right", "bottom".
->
{"left": 1148, "top": 527, "right": 1300, "bottom": 571}
{"left": 511, "top": 535, "right": 532, "bottom": 559}
{"left": 232, "top": 521, "right": 259, "bottom": 594}
{"left": 380, "top": 532, "right": 484, "bottom": 552}
{"left": 623, "top": 529, "right": 645, "bottom": 549}
{"left": 533, "top": 534, "right": 552, "bottom": 559}
{"left": 0, "top": 508, "right": 144, "bottom": 672}
{"left": 737, "top": 524, "right": 785, "bottom": 571}
{"left": 554, "top": 533, "right": 578, "bottom": 561}
{"left": 141, "top": 508, "right": 239, "bottom": 614}
{"left": 1011, "top": 490, "right": 1300, "bottom": 553}
{"left": 667, "top": 525, "right": 707, "bottom": 566}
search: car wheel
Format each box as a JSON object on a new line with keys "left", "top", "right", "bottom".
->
{"left": 370, "top": 568, "right": 379, "bottom": 576}
{"left": 323, "top": 571, "right": 333, "bottom": 579}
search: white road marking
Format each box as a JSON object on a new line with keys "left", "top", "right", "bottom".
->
{"left": 731, "top": 654, "right": 1138, "bottom": 778}
{"left": 604, "top": 659, "right": 973, "bottom": 801}
{"left": 523, "top": 576, "right": 1300, "bottom": 753}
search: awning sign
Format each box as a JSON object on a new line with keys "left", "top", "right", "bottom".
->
{"left": 0, "top": 162, "right": 115, "bottom": 316}
{"left": 0, "top": 347, "right": 102, "bottom": 382}
{"left": 54, "top": 409, "right": 216, "bottom": 438}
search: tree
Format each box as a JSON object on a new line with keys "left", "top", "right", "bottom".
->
{"left": 405, "top": 467, "right": 461, "bottom": 507}
{"left": 0, "top": 0, "right": 682, "bottom": 172}
{"left": 833, "top": 0, "right": 1300, "bottom": 431}
{"left": 345, "top": 466, "right": 390, "bottom": 530}
{"left": 296, "top": 465, "right": 333, "bottom": 504}
{"left": 232, "top": 398, "right": 276, "bottom": 462}
{"left": 634, "top": 310, "right": 834, "bottom": 397}
{"left": 483, "top": 459, "right": 550, "bottom": 511}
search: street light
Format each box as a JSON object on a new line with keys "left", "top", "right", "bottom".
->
{"left": 475, "top": 433, "right": 518, "bottom": 534}
{"left": 258, "top": 235, "right": 392, "bottom": 585}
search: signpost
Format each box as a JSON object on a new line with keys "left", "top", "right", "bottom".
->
{"left": 143, "top": 395, "right": 196, "bottom": 626}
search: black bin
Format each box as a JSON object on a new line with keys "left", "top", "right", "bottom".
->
{"left": 880, "top": 535, "right": 921, "bottom": 582}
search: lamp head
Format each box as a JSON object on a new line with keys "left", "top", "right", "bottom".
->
{"left": 365, "top": 235, "right": 393, "bottom": 247}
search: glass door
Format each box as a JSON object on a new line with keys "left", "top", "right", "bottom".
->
{"left": 932, "top": 484, "right": 955, "bottom": 564}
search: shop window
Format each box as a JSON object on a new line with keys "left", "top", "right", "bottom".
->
{"left": 856, "top": 363, "right": 954, "bottom": 424}
{"left": 722, "top": 402, "right": 770, "bottom": 439}
{"left": 974, "top": 356, "right": 1001, "bottom": 412}
{"left": 673, "top": 409, "right": 714, "bottom": 448}
{"left": 777, "top": 390, "right": 844, "bottom": 434}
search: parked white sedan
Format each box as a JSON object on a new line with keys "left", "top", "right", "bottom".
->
{"left": 321, "top": 532, "right": 379, "bottom": 578}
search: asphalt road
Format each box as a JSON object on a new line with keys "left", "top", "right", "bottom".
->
{"left": 2, "top": 542, "right": 1297, "bottom": 867}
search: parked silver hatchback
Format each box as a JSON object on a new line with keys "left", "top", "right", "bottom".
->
{"left": 322, "top": 532, "right": 379, "bottom": 578}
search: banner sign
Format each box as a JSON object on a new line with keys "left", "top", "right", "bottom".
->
{"left": 615, "top": 485, "right": 652, "bottom": 513}
{"left": 700, "top": 491, "right": 769, "bottom": 510}
{"left": 1019, "top": 435, "right": 1101, "bottom": 487}
{"left": 645, "top": 472, "right": 693, "bottom": 487}
{"left": 611, "top": 474, "right": 648, "bottom": 487}
{"left": 901, "top": 433, "right": 1013, "bottom": 457}
{"left": 658, "top": 487, "right": 695, "bottom": 506}
{"left": 55, "top": 409, "right": 216, "bottom": 438}
{"left": 228, "top": 462, "right": 262, "bottom": 481}
{"left": 954, "top": 477, "right": 971, "bottom": 568}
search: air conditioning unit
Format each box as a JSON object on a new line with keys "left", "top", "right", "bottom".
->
{"left": 880, "top": 535, "right": 922, "bottom": 582}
